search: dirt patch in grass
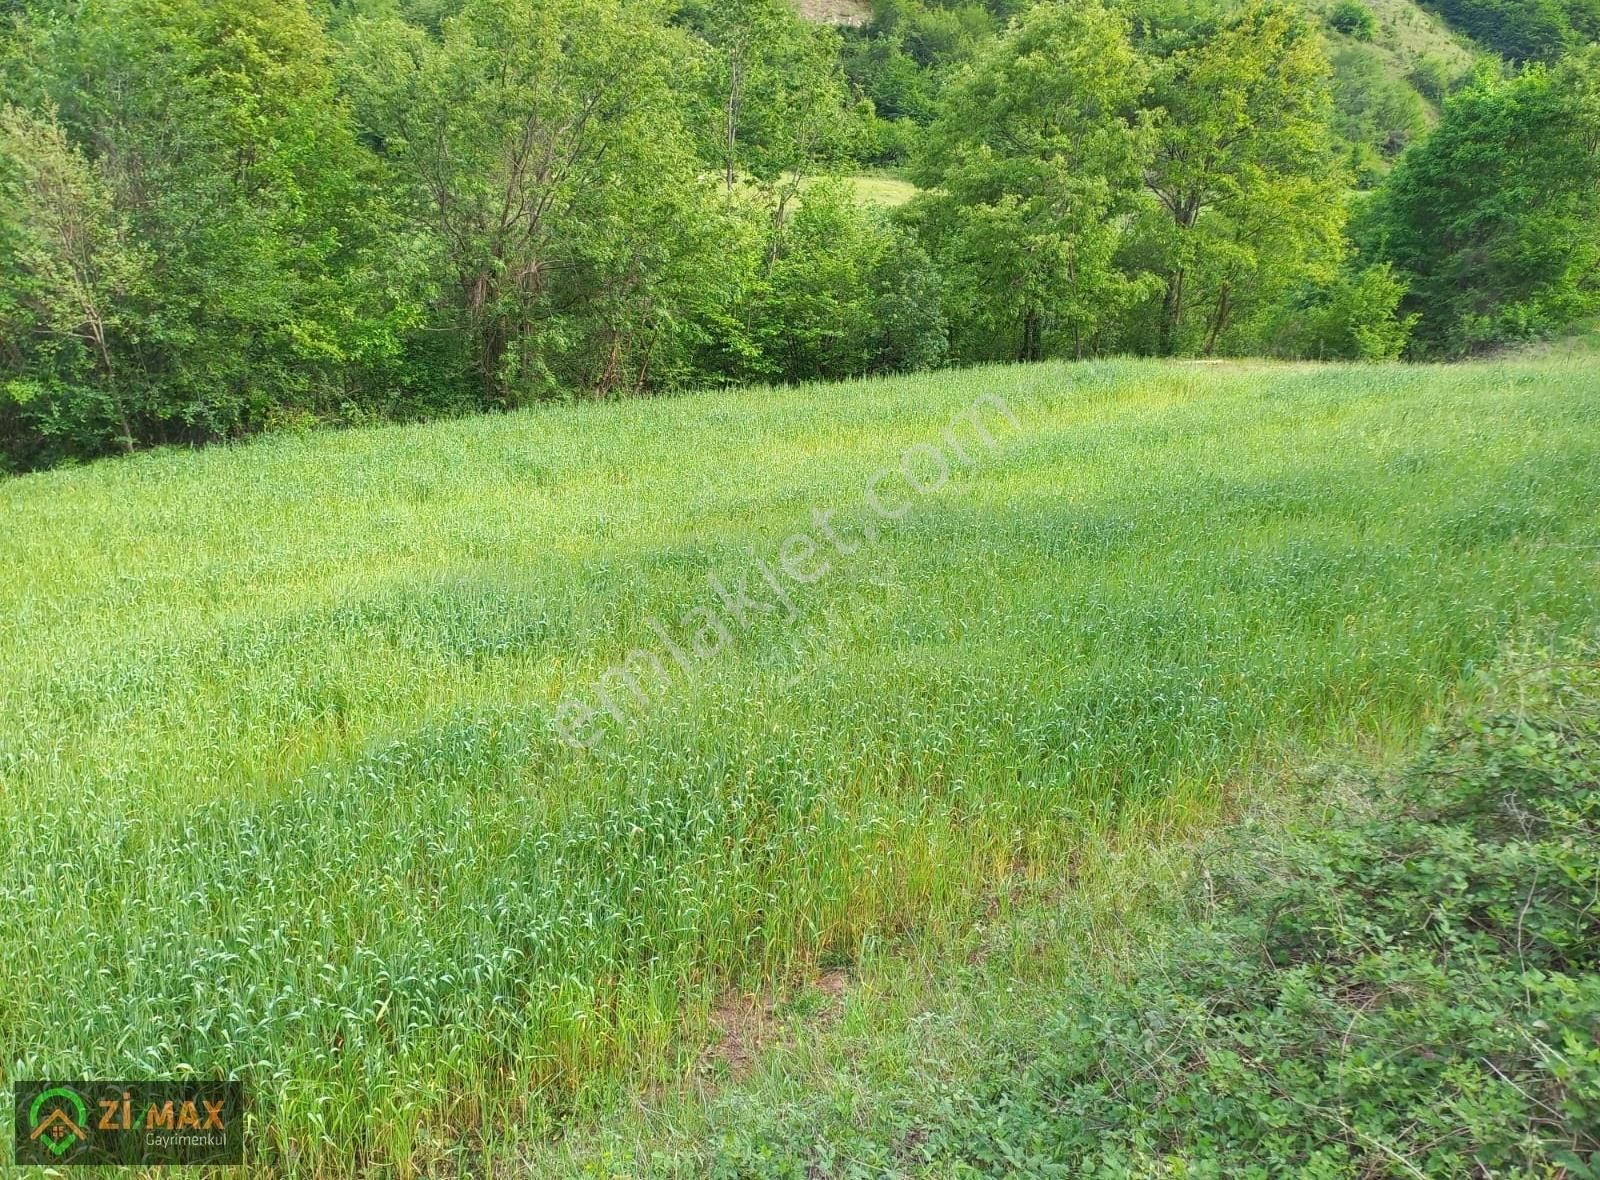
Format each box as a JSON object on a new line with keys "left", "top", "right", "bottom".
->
{"left": 703, "top": 969, "right": 852, "bottom": 1080}
{"left": 704, "top": 994, "right": 775, "bottom": 1081}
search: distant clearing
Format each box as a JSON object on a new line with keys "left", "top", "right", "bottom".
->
{"left": 794, "top": 0, "right": 872, "bottom": 26}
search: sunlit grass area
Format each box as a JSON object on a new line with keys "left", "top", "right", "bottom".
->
{"left": 3, "top": 356, "right": 1599, "bottom": 1174}
{"left": 777, "top": 171, "right": 920, "bottom": 207}
{"left": 841, "top": 173, "right": 919, "bottom": 207}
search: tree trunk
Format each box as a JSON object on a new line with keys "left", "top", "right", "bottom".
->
{"left": 477, "top": 319, "right": 509, "bottom": 408}
{"left": 1018, "top": 308, "right": 1042, "bottom": 362}
{"left": 724, "top": 46, "right": 742, "bottom": 193}
{"left": 1158, "top": 267, "right": 1186, "bottom": 357}
{"left": 1202, "top": 282, "right": 1232, "bottom": 357}
{"left": 633, "top": 328, "right": 658, "bottom": 395}
{"left": 86, "top": 310, "right": 133, "bottom": 453}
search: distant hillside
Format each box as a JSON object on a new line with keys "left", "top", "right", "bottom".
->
{"left": 1311, "top": 0, "right": 1482, "bottom": 179}
{"left": 1329, "top": 0, "right": 1480, "bottom": 71}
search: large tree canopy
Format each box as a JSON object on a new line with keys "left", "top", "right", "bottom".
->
{"left": 912, "top": 0, "right": 1152, "bottom": 361}
{"left": 1365, "top": 48, "right": 1600, "bottom": 355}
{"left": 1135, "top": 1, "right": 1348, "bottom": 356}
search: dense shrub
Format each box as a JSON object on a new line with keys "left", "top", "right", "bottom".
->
{"left": 739, "top": 182, "right": 948, "bottom": 384}
{"left": 1254, "top": 261, "right": 1416, "bottom": 358}
{"left": 1407, "top": 53, "right": 1459, "bottom": 103}
{"left": 1329, "top": 0, "right": 1379, "bottom": 39}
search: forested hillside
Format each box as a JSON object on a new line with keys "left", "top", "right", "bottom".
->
{"left": 1425, "top": 0, "right": 1600, "bottom": 59}
{"left": 1, "top": 0, "right": 1597, "bottom": 471}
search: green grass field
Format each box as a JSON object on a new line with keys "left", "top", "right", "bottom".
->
{"left": 3, "top": 357, "right": 1599, "bottom": 1175}
{"left": 841, "top": 173, "right": 919, "bottom": 207}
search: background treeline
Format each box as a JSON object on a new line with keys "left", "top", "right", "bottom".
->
{"left": 1425, "top": 0, "right": 1600, "bottom": 60}
{"left": 0, "top": 0, "right": 1596, "bottom": 471}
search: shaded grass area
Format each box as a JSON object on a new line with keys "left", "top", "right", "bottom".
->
{"left": 544, "top": 635, "right": 1600, "bottom": 1178}
{"left": 2, "top": 358, "right": 1599, "bottom": 1174}
{"left": 1516, "top": 316, "right": 1600, "bottom": 361}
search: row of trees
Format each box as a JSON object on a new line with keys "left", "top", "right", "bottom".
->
{"left": 914, "top": 2, "right": 1379, "bottom": 362}
{"left": 1, "top": 0, "right": 1597, "bottom": 471}
{"left": 845, "top": 0, "right": 1451, "bottom": 182}
{"left": 908, "top": 1, "right": 1599, "bottom": 362}
{"left": 0, "top": 0, "right": 920, "bottom": 468}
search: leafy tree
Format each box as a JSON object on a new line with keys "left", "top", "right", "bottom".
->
{"left": 912, "top": 0, "right": 1152, "bottom": 361}
{"left": 5, "top": 0, "right": 1598, "bottom": 471}
{"left": 1135, "top": 1, "right": 1348, "bottom": 355}
{"left": 679, "top": 0, "right": 855, "bottom": 192}
{"left": 344, "top": 0, "right": 712, "bottom": 405}
{"left": 745, "top": 181, "right": 943, "bottom": 381}
{"left": 868, "top": 0, "right": 999, "bottom": 68}
{"left": 0, "top": 103, "right": 144, "bottom": 462}
{"left": 842, "top": 32, "right": 938, "bottom": 124}
{"left": 1365, "top": 49, "right": 1600, "bottom": 354}
{"left": 1, "top": 0, "right": 401, "bottom": 466}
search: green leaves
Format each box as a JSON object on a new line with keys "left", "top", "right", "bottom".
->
{"left": 1138, "top": 0, "right": 1349, "bottom": 356}
{"left": 1366, "top": 47, "right": 1600, "bottom": 355}
{"left": 0, "top": 0, "right": 413, "bottom": 467}
{"left": 910, "top": 0, "right": 1370, "bottom": 363}
{"left": 913, "top": 0, "right": 1152, "bottom": 362}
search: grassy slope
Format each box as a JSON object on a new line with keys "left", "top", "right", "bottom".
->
{"left": 841, "top": 173, "right": 919, "bottom": 208}
{"left": 1332, "top": 0, "right": 1479, "bottom": 73}
{"left": 1316, "top": 0, "right": 1481, "bottom": 146}
{"left": 3, "top": 358, "right": 1600, "bottom": 1173}
{"left": 783, "top": 171, "right": 920, "bottom": 208}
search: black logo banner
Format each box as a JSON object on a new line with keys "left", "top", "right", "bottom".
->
{"left": 14, "top": 1081, "right": 244, "bottom": 1166}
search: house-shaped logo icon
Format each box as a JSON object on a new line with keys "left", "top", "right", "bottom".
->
{"left": 27, "top": 1089, "right": 90, "bottom": 1158}
{"left": 16, "top": 1080, "right": 242, "bottom": 1165}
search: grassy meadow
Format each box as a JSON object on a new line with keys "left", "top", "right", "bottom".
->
{"left": 3, "top": 356, "right": 1600, "bottom": 1173}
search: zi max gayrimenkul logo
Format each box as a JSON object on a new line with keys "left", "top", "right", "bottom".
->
{"left": 25, "top": 1087, "right": 90, "bottom": 1160}
{"left": 13, "top": 1081, "right": 244, "bottom": 1167}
